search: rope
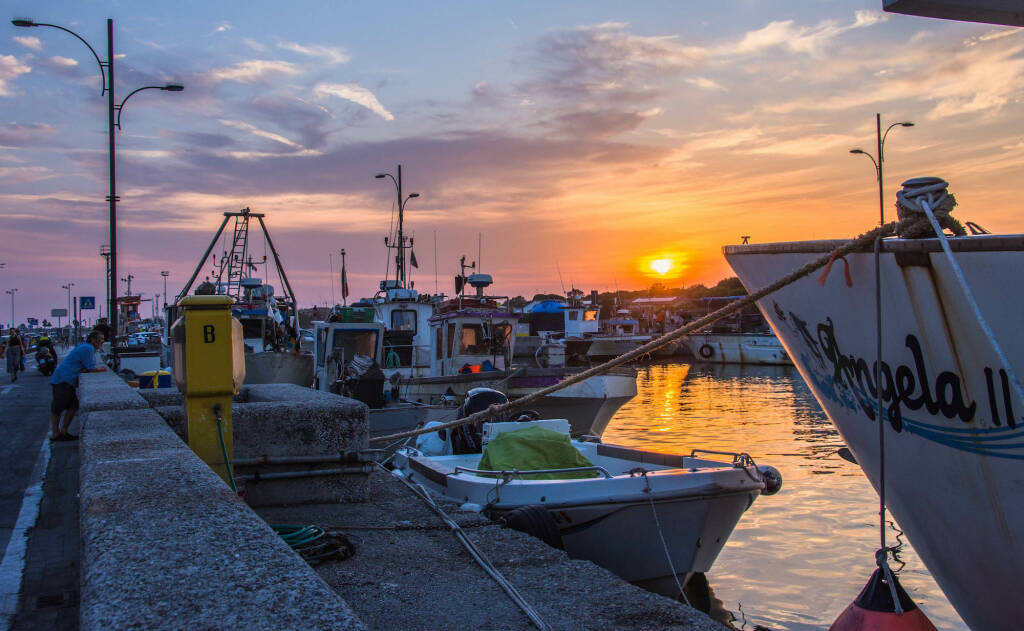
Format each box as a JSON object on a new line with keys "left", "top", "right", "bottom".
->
{"left": 381, "top": 463, "right": 552, "bottom": 631}
{"left": 371, "top": 221, "right": 899, "bottom": 445}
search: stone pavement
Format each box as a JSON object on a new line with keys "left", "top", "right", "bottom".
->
{"left": 0, "top": 364, "right": 80, "bottom": 631}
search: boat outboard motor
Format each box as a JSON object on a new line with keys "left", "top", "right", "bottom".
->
{"left": 451, "top": 388, "right": 509, "bottom": 455}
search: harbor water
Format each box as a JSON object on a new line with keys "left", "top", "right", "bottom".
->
{"left": 603, "top": 361, "right": 968, "bottom": 631}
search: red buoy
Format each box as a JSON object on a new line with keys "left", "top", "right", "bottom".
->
{"left": 830, "top": 568, "right": 937, "bottom": 631}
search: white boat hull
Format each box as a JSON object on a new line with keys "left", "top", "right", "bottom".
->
{"left": 726, "top": 235, "right": 1024, "bottom": 631}
{"left": 399, "top": 369, "right": 637, "bottom": 437}
{"left": 394, "top": 441, "right": 770, "bottom": 587}
{"left": 682, "top": 333, "right": 791, "bottom": 365}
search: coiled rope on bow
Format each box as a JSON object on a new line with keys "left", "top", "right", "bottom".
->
{"left": 371, "top": 221, "right": 907, "bottom": 445}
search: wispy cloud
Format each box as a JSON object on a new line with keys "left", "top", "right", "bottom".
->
{"left": 0, "top": 55, "right": 31, "bottom": 96}
{"left": 724, "top": 11, "right": 886, "bottom": 57}
{"left": 0, "top": 123, "right": 55, "bottom": 147}
{"left": 205, "top": 60, "right": 301, "bottom": 84}
{"left": 13, "top": 36, "right": 41, "bottom": 51}
{"left": 685, "top": 77, "right": 724, "bottom": 91}
{"left": 277, "top": 42, "right": 350, "bottom": 65}
{"left": 314, "top": 83, "right": 393, "bottom": 120}
{"left": 218, "top": 119, "right": 303, "bottom": 149}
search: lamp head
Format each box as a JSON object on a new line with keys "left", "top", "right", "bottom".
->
{"left": 162, "top": 84, "right": 184, "bottom": 92}
{"left": 901, "top": 122, "right": 914, "bottom": 127}
{"left": 11, "top": 19, "right": 37, "bottom": 27}
{"left": 374, "top": 174, "right": 386, "bottom": 179}
{"left": 850, "top": 148, "right": 866, "bottom": 155}
{"left": 408, "top": 193, "right": 420, "bottom": 199}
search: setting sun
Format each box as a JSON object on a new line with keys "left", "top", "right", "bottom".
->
{"left": 637, "top": 252, "right": 689, "bottom": 281}
{"left": 650, "top": 259, "right": 672, "bottom": 275}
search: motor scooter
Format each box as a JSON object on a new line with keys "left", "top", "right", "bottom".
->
{"left": 36, "top": 347, "right": 56, "bottom": 376}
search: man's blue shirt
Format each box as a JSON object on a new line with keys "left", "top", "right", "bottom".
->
{"left": 50, "top": 343, "right": 97, "bottom": 386}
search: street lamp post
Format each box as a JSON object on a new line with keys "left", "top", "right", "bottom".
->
{"left": 160, "top": 271, "right": 169, "bottom": 307}
{"left": 62, "top": 282, "right": 74, "bottom": 336}
{"left": 12, "top": 18, "right": 184, "bottom": 342}
{"left": 850, "top": 113, "right": 914, "bottom": 225}
{"left": 374, "top": 165, "right": 420, "bottom": 288}
{"left": 5, "top": 288, "right": 17, "bottom": 329}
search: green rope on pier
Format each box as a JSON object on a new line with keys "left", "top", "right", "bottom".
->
{"left": 272, "top": 524, "right": 327, "bottom": 548}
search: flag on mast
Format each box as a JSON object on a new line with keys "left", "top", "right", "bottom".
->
{"left": 410, "top": 249, "right": 419, "bottom": 268}
{"left": 341, "top": 263, "right": 349, "bottom": 299}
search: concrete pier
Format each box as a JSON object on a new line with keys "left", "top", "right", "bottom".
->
{"left": 5, "top": 369, "right": 729, "bottom": 630}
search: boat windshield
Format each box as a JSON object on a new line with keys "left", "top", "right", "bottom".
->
{"left": 331, "top": 329, "right": 378, "bottom": 363}
{"left": 391, "top": 309, "right": 417, "bottom": 332}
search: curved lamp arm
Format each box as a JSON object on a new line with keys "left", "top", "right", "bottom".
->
{"left": 115, "top": 84, "right": 184, "bottom": 129}
{"left": 12, "top": 20, "right": 106, "bottom": 95}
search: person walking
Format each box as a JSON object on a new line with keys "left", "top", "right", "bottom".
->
{"left": 49, "top": 329, "right": 107, "bottom": 441}
{"left": 6, "top": 328, "right": 26, "bottom": 382}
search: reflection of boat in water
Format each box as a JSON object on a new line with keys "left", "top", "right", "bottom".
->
{"left": 394, "top": 389, "right": 781, "bottom": 593}
{"left": 681, "top": 297, "right": 791, "bottom": 366}
{"left": 171, "top": 207, "right": 313, "bottom": 386}
{"left": 725, "top": 177, "right": 1023, "bottom": 631}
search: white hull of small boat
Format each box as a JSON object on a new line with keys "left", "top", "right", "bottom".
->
{"left": 393, "top": 440, "right": 776, "bottom": 588}
{"left": 401, "top": 370, "right": 637, "bottom": 437}
{"left": 682, "top": 334, "right": 791, "bottom": 366}
{"left": 725, "top": 235, "right": 1024, "bottom": 631}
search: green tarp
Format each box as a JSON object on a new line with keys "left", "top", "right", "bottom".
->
{"left": 477, "top": 426, "right": 599, "bottom": 480}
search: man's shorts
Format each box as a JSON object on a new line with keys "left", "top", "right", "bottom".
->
{"left": 51, "top": 382, "right": 79, "bottom": 415}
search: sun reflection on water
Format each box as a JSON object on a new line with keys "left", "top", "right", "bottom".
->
{"left": 603, "top": 361, "right": 967, "bottom": 631}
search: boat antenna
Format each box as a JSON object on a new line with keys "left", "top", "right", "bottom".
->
{"left": 433, "top": 230, "right": 439, "bottom": 294}
{"left": 556, "top": 261, "right": 566, "bottom": 295}
{"left": 478, "top": 232, "right": 482, "bottom": 273}
{"left": 329, "top": 252, "right": 335, "bottom": 306}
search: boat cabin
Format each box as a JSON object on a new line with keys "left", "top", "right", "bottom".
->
{"left": 312, "top": 313, "right": 386, "bottom": 405}
{"left": 372, "top": 282, "right": 436, "bottom": 377}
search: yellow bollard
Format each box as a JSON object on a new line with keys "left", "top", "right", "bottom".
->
{"left": 171, "top": 295, "right": 245, "bottom": 487}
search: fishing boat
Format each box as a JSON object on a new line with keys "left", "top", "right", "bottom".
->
{"left": 514, "top": 290, "right": 599, "bottom": 361}
{"left": 170, "top": 207, "right": 313, "bottom": 386}
{"left": 393, "top": 389, "right": 782, "bottom": 593}
{"left": 396, "top": 271, "right": 637, "bottom": 437}
{"left": 364, "top": 168, "right": 637, "bottom": 437}
{"left": 311, "top": 310, "right": 455, "bottom": 437}
{"left": 724, "top": 178, "right": 1022, "bottom": 631}
{"left": 680, "top": 297, "right": 791, "bottom": 366}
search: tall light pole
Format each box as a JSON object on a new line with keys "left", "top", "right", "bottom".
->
{"left": 850, "top": 113, "right": 914, "bottom": 225}
{"left": 5, "top": 288, "right": 17, "bottom": 328}
{"left": 62, "top": 282, "right": 74, "bottom": 333}
{"left": 375, "top": 165, "right": 419, "bottom": 287}
{"left": 12, "top": 18, "right": 184, "bottom": 342}
{"left": 121, "top": 273, "right": 134, "bottom": 296}
{"left": 160, "top": 270, "right": 169, "bottom": 307}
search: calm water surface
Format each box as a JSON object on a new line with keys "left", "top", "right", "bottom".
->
{"left": 603, "top": 361, "right": 968, "bottom": 631}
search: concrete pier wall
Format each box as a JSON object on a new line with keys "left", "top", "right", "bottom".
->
{"left": 77, "top": 372, "right": 366, "bottom": 631}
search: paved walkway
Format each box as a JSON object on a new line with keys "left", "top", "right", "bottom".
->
{"left": 0, "top": 363, "right": 80, "bottom": 631}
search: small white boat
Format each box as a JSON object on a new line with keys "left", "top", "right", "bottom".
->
{"left": 392, "top": 390, "right": 781, "bottom": 592}
{"left": 682, "top": 333, "right": 791, "bottom": 366}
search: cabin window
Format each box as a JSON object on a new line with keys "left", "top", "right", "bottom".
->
{"left": 435, "top": 327, "right": 443, "bottom": 360}
{"left": 583, "top": 310, "right": 597, "bottom": 322}
{"left": 568, "top": 311, "right": 579, "bottom": 321}
{"left": 330, "top": 330, "right": 378, "bottom": 364}
{"left": 391, "top": 309, "right": 417, "bottom": 333}
{"left": 623, "top": 324, "right": 634, "bottom": 334}
{"left": 240, "top": 318, "right": 263, "bottom": 340}
{"left": 459, "top": 323, "right": 486, "bottom": 354}
{"left": 446, "top": 323, "right": 456, "bottom": 358}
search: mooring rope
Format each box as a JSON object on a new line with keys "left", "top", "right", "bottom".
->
{"left": 370, "top": 221, "right": 902, "bottom": 445}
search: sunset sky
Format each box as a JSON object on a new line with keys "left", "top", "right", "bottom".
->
{"left": 2, "top": 1, "right": 1022, "bottom": 323}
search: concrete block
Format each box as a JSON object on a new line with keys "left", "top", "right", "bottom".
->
{"left": 79, "top": 407, "right": 366, "bottom": 631}
{"left": 151, "top": 389, "right": 370, "bottom": 506}
{"left": 78, "top": 371, "right": 149, "bottom": 412}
